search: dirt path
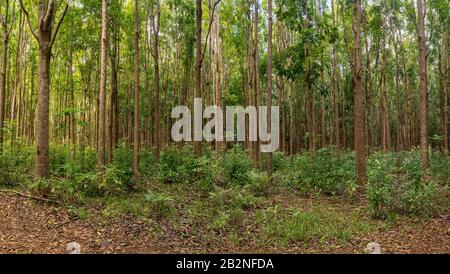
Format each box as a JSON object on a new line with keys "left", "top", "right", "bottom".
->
{"left": 0, "top": 192, "right": 449, "bottom": 254}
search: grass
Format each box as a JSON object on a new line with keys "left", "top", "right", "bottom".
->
{"left": 0, "top": 143, "right": 448, "bottom": 250}
{"left": 254, "top": 203, "right": 377, "bottom": 247}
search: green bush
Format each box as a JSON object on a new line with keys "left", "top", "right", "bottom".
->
{"left": 49, "top": 145, "right": 71, "bottom": 176}
{"left": 430, "top": 152, "right": 450, "bottom": 185}
{"left": 157, "top": 146, "right": 196, "bottom": 184}
{"left": 219, "top": 145, "right": 253, "bottom": 186}
{"left": 367, "top": 153, "right": 396, "bottom": 218}
{"left": 399, "top": 149, "right": 423, "bottom": 185}
{"left": 367, "top": 151, "right": 449, "bottom": 218}
{"left": 0, "top": 145, "right": 33, "bottom": 187}
{"left": 210, "top": 208, "right": 245, "bottom": 230}
{"left": 112, "top": 146, "right": 133, "bottom": 186}
{"left": 276, "top": 147, "right": 357, "bottom": 197}
{"left": 209, "top": 187, "right": 261, "bottom": 211}
{"left": 192, "top": 156, "right": 217, "bottom": 192}
{"left": 246, "top": 171, "right": 271, "bottom": 197}
{"left": 144, "top": 192, "right": 174, "bottom": 219}
{"left": 140, "top": 150, "right": 157, "bottom": 179}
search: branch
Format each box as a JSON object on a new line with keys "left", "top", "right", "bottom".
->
{"left": 201, "top": 0, "right": 222, "bottom": 63}
{"left": 52, "top": 217, "right": 80, "bottom": 229}
{"left": 43, "top": 0, "right": 55, "bottom": 28}
{"left": 19, "top": 0, "right": 38, "bottom": 41}
{"left": 0, "top": 12, "right": 4, "bottom": 28}
{"left": 0, "top": 189, "right": 61, "bottom": 205}
{"left": 7, "top": 1, "right": 16, "bottom": 37}
{"left": 50, "top": 3, "right": 69, "bottom": 49}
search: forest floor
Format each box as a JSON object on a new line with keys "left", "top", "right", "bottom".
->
{"left": 0, "top": 188, "right": 449, "bottom": 254}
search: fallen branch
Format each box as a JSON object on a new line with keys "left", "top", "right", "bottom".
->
{"left": 0, "top": 189, "right": 61, "bottom": 205}
{"left": 52, "top": 217, "right": 80, "bottom": 229}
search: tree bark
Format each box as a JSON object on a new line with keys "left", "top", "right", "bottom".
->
{"left": 416, "top": 0, "right": 429, "bottom": 170}
{"left": 151, "top": 1, "right": 161, "bottom": 162}
{"left": 98, "top": 0, "right": 108, "bottom": 175}
{"left": 0, "top": 0, "right": 11, "bottom": 153}
{"left": 353, "top": 0, "right": 367, "bottom": 192}
{"left": 194, "top": 0, "right": 202, "bottom": 157}
{"left": 267, "top": 0, "right": 273, "bottom": 176}
{"left": 20, "top": 0, "right": 69, "bottom": 180}
{"left": 132, "top": 0, "right": 141, "bottom": 177}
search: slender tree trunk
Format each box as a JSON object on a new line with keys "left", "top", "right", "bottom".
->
{"left": 194, "top": 0, "right": 202, "bottom": 157}
{"left": 416, "top": 0, "right": 429, "bottom": 170}
{"left": 354, "top": 0, "right": 366, "bottom": 193}
{"left": 19, "top": 0, "right": 68, "bottom": 180}
{"left": 98, "top": 0, "right": 108, "bottom": 175}
{"left": 253, "top": 0, "right": 260, "bottom": 165}
{"left": 442, "top": 36, "right": 449, "bottom": 154}
{"left": 132, "top": 0, "right": 141, "bottom": 177}
{"left": 0, "top": 0, "right": 13, "bottom": 153}
{"left": 151, "top": 1, "right": 161, "bottom": 162}
{"left": 267, "top": 0, "right": 273, "bottom": 176}
{"left": 69, "top": 17, "right": 76, "bottom": 156}
{"left": 0, "top": 34, "right": 9, "bottom": 154}
{"left": 331, "top": 0, "right": 340, "bottom": 149}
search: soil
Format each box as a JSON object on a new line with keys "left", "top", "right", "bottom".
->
{"left": 0, "top": 192, "right": 449, "bottom": 254}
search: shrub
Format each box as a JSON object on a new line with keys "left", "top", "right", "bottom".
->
{"left": 49, "top": 145, "right": 71, "bottom": 176}
{"left": 139, "top": 150, "right": 157, "bottom": 179}
{"left": 430, "top": 152, "right": 450, "bottom": 185}
{"left": 367, "top": 154, "right": 396, "bottom": 218}
{"left": 210, "top": 208, "right": 245, "bottom": 230}
{"left": 209, "top": 187, "right": 261, "bottom": 211}
{"left": 112, "top": 146, "right": 133, "bottom": 186}
{"left": 399, "top": 149, "right": 423, "bottom": 185}
{"left": 219, "top": 145, "right": 253, "bottom": 186}
{"left": 192, "top": 156, "right": 217, "bottom": 192}
{"left": 367, "top": 151, "right": 449, "bottom": 218}
{"left": 73, "top": 171, "right": 100, "bottom": 197}
{"left": 276, "top": 147, "right": 357, "bottom": 197}
{"left": 399, "top": 181, "right": 448, "bottom": 217}
{"left": 144, "top": 192, "right": 174, "bottom": 219}
{"left": 157, "top": 146, "right": 196, "bottom": 184}
{"left": 246, "top": 171, "right": 271, "bottom": 197}
{"left": 0, "top": 145, "right": 33, "bottom": 187}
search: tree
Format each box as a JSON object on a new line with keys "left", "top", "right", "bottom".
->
{"left": 108, "top": 0, "right": 121, "bottom": 163}
{"left": 353, "top": 0, "right": 366, "bottom": 192}
{"left": 194, "top": 0, "right": 202, "bottom": 157}
{"left": 253, "top": 0, "right": 260, "bottom": 165}
{"left": 132, "top": 0, "right": 140, "bottom": 177}
{"left": 150, "top": 0, "right": 161, "bottom": 162}
{"left": 416, "top": 0, "right": 429, "bottom": 171}
{"left": 20, "top": 0, "right": 69, "bottom": 180}
{"left": 267, "top": 0, "right": 273, "bottom": 176}
{"left": 0, "top": 0, "right": 15, "bottom": 153}
{"left": 98, "top": 0, "right": 108, "bottom": 176}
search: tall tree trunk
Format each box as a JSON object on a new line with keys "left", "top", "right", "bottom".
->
{"left": 442, "top": 36, "right": 449, "bottom": 154}
{"left": 194, "top": 0, "right": 202, "bottom": 157}
{"left": 212, "top": 1, "right": 222, "bottom": 154}
{"left": 109, "top": 18, "right": 119, "bottom": 163}
{"left": 98, "top": 0, "right": 108, "bottom": 175}
{"left": 267, "top": 0, "right": 273, "bottom": 176}
{"left": 416, "top": 0, "right": 429, "bottom": 170}
{"left": 353, "top": 0, "right": 366, "bottom": 193}
{"left": 69, "top": 17, "right": 76, "bottom": 156}
{"left": 20, "top": 0, "right": 69, "bottom": 180}
{"left": 253, "top": 0, "right": 260, "bottom": 165}
{"left": 0, "top": 0, "right": 12, "bottom": 153}
{"left": 331, "top": 0, "right": 340, "bottom": 149}
{"left": 132, "top": 0, "right": 141, "bottom": 177}
{"left": 151, "top": 1, "right": 161, "bottom": 162}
